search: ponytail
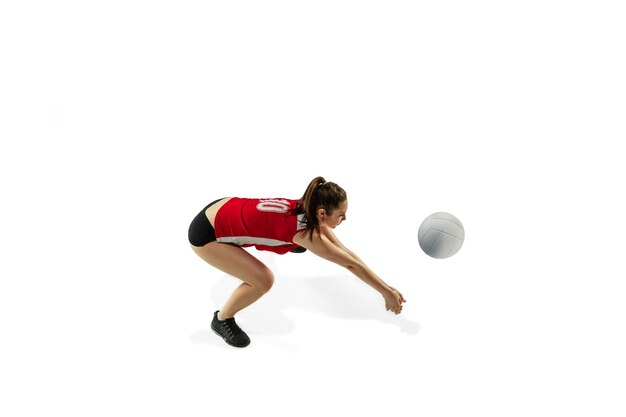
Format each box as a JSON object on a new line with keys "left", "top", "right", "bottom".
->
{"left": 294, "top": 176, "right": 347, "bottom": 240}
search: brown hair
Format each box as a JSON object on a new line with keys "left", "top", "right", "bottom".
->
{"left": 294, "top": 176, "right": 347, "bottom": 240}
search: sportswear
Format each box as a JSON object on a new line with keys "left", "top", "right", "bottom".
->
{"left": 188, "top": 198, "right": 223, "bottom": 246}
{"left": 214, "top": 198, "right": 306, "bottom": 254}
{"left": 211, "top": 311, "right": 250, "bottom": 348}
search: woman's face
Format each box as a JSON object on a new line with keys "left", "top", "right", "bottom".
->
{"left": 318, "top": 200, "right": 348, "bottom": 229}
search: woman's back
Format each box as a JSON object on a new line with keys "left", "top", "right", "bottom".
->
{"left": 214, "top": 197, "right": 306, "bottom": 254}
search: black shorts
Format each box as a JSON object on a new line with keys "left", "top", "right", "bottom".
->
{"left": 188, "top": 198, "right": 225, "bottom": 247}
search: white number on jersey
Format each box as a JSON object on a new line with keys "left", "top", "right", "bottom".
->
{"left": 256, "top": 199, "right": 290, "bottom": 213}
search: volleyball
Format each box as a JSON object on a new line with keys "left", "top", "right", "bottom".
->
{"left": 418, "top": 212, "right": 465, "bottom": 259}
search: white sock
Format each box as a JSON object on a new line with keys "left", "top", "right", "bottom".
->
{"left": 217, "top": 311, "right": 226, "bottom": 321}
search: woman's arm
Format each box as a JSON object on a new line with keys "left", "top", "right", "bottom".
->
{"left": 292, "top": 229, "right": 406, "bottom": 314}
{"left": 320, "top": 225, "right": 365, "bottom": 264}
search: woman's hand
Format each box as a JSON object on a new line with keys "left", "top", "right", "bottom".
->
{"left": 383, "top": 287, "right": 406, "bottom": 314}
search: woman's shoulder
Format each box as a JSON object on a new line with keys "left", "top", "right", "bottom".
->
{"left": 293, "top": 225, "right": 332, "bottom": 242}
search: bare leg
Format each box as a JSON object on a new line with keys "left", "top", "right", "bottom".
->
{"left": 191, "top": 242, "right": 274, "bottom": 318}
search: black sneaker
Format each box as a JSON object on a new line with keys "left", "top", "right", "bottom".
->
{"left": 211, "top": 311, "right": 251, "bottom": 348}
{"left": 290, "top": 246, "right": 307, "bottom": 253}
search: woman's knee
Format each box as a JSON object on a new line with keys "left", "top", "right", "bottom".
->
{"left": 253, "top": 267, "right": 274, "bottom": 293}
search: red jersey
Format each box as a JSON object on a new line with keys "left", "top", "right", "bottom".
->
{"left": 214, "top": 198, "right": 306, "bottom": 254}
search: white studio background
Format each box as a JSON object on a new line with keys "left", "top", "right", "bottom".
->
{"left": 1, "top": 1, "right": 625, "bottom": 416}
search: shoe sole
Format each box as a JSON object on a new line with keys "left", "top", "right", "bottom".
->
{"left": 211, "top": 325, "right": 250, "bottom": 348}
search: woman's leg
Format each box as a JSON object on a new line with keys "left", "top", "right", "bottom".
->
{"left": 191, "top": 242, "right": 274, "bottom": 318}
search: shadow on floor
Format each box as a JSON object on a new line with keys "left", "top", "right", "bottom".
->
{"left": 190, "top": 271, "right": 420, "bottom": 347}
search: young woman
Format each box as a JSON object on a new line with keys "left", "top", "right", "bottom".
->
{"left": 188, "top": 176, "right": 406, "bottom": 348}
